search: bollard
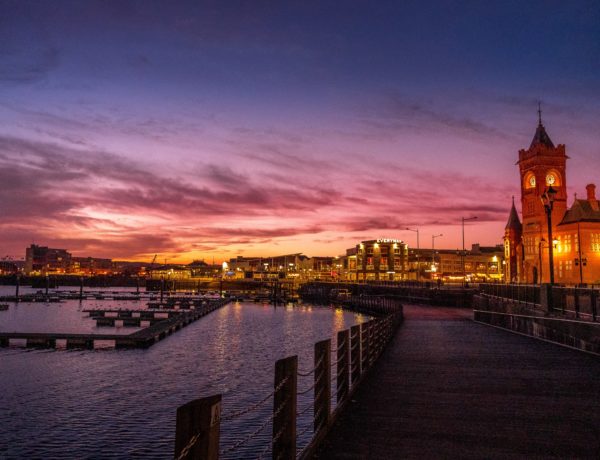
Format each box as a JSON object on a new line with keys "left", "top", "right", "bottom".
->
{"left": 350, "top": 325, "right": 362, "bottom": 386}
{"left": 273, "top": 355, "right": 297, "bottom": 460}
{"left": 136, "top": 277, "right": 140, "bottom": 294}
{"left": 174, "top": 394, "right": 221, "bottom": 460}
{"left": 360, "top": 322, "right": 369, "bottom": 373}
{"left": 79, "top": 277, "right": 84, "bottom": 300}
{"left": 336, "top": 329, "right": 350, "bottom": 405}
{"left": 46, "top": 275, "right": 50, "bottom": 297}
{"left": 314, "top": 339, "right": 331, "bottom": 435}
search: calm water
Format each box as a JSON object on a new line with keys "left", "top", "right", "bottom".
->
{"left": 0, "top": 289, "right": 367, "bottom": 459}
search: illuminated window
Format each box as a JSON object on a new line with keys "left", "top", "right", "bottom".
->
{"left": 592, "top": 234, "right": 600, "bottom": 252}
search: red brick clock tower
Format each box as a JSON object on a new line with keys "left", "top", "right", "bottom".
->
{"left": 517, "top": 110, "right": 568, "bottom": 283}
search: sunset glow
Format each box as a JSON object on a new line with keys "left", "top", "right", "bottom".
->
{"left": 1, "top": 1, "right": 599, "bottom": 262}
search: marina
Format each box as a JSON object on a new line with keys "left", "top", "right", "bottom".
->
{"left": 0, "top": 291, "right": 368, "bottom": 459}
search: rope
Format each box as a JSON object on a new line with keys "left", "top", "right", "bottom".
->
{"left": 298, "top": 356, "right": 324, "bottom": 377}
{"left": 297, "top": 381, "right": 316, "bottom": 396}
{"left": 175, "top": 429, "right": 205, "bottom": 460}
{"left": 221, "top": 386, "right": 277, "bottom": 421}
{"left": 219, "top": 396, "right": 289, "bottom": 456}
{"left": 296, "top": 401, "right": 315, "bottom": 417}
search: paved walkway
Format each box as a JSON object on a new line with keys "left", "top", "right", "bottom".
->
{"left": 314, "top": 305, "right": 600, "bottom": 459}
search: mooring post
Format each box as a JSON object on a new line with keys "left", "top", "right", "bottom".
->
{"left": 15, "top": 274, "right": 20, "bottom": 302}
{"left": 174, "top": 394, "right": 221, "bottom": 460}
{"left": 45, "top": 275, "right": 49, "bottom": 297}
{"left": 314, "top": 339, "right": 331, "bottom": 435}
{"left": 79, "top": 277, "right": 84, "bottom": 300}
{"left": 160, "top": 277, "right": 165, "bottom": 304}
{"left": 273, "top": 355, "right": 297, "bottom": 460}
{"left": 350, "top": 325, "right": 361, "bottom": 386}
{"left": 336, "top": 329, "right": 350, "bottom": 405}
{"left": 136, "top": 277, "right": 140, "bottom": 294}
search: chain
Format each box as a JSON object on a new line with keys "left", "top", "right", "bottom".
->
{"left": 175, "top": 429, "right": 204, "bottom": 460}
{"left": 298, "top": 356, "right": 324, "bottom": 377}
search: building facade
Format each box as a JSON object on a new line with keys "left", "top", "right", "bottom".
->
{"left": 504, "top": 113, "right": 600, "bottom": 284}
{"left": 24, "top": 244, "right": 72, "bottom": 275}
{"left": 345, "top": 239, "right": 409, "bottom": 281}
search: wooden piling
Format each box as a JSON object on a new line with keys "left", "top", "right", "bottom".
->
{"left": 336, "top": 329, "right": 350, "bottom": 405}
{"left": 314, "top": 339, "right": 331, "bottom": 435}
{"left": 273, "top": 355, "right": 297, "bottom": 460}
{"left": 15, "top": 275, "right": 20, "bottom": 302}
{"left": 174, "top": 394, "right": 221, "bottom": 460}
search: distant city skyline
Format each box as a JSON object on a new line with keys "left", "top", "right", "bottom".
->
{"left": 1, "top": 1, "right": 599, "bottom": 263}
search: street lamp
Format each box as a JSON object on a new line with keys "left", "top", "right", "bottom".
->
{"left": 432, "top": 234, "right": 443, "bottom": 276}
{"left": 541, "top": 186, "right": 557, "bottom": 284}
{"left": 462, "top": 216, "right": 478, "bottom": 283}
{"left": 405, "top": 227, "right": 420, "bottom": 281}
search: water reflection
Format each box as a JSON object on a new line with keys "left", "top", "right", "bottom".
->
{"left": 0, "top": 300, "right": 367, "bottom": 459}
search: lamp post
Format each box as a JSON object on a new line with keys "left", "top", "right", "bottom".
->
{"left": 538, "top": 238, "right": 545, "bottom": 285}
{"left": 575, "top": 222, "right": 586, "bottom": 286}
{"left": 541, "top": 186, "right": 557, "bottom": 284}
{"left": 432, "top": 234, "right": 443, "bottom": 278}
{"left": 461, "top": 216, "right": 478, "bottom": 284}
{"left": 405, "top": 227, "right": 420, "bottom": 281}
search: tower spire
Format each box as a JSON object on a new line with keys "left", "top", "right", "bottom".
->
{"left": 538, "top": 101, "right": 542, "bottom": 126}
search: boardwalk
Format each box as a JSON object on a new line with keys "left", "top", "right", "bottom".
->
{"left": 315, "top": 304, "right": 600, "bottom": 459}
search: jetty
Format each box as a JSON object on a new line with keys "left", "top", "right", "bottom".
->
{"left": 0, "top": 298, "right": 230, "bottom": 350}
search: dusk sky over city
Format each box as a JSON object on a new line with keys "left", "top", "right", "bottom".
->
{"left": 1, "top": 0, "right": 599, "bottom": 262}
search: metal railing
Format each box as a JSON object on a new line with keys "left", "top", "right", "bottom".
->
{"left": 479, "top": 283, "right": 599, "bottom": 322}
{"left": 173, "top": 303, "right": 403, "bottom": 459}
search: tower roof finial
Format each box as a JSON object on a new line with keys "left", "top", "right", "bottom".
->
{"left": 538, "top": 101, "right": 542, "bottom": 126}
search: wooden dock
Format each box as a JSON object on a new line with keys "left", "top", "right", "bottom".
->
{"left": 0, "top": 298, "right": 230, "bottom": 349}
{"left": 313, "top": 304, "right": 600, "bottom": 459}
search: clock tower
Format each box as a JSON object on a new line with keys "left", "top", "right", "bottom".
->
{"left": 517, "top": 109, "right": 568, "bottom": 283}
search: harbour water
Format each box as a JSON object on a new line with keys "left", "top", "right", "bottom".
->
{"left": 0, "top": 287, "right": 367, "bottom": 459}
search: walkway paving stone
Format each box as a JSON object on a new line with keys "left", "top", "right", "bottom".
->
{"left": 314, "top": 304, "right": 600, "bottom": 459}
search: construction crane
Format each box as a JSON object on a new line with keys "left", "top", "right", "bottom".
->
{"left": 147, "top": 254, "right": 158, "bottom": 277}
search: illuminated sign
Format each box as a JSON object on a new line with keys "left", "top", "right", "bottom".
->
{"left": 376, "top": 238, "right": 401, "bottom": 243}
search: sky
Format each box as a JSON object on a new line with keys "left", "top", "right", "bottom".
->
{"left": 1, "top": 0, "right": 599, "bottom": 263}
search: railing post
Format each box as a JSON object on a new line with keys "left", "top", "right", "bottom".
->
{"left": 174, "top": 394, "right": 221, "bottom": 460}
{"left": 350, "top": 325, "right": 361, "bottom": 386}
{"left": 314, "top": 339, "right": 331, "bottom": 435}
{"left": 591, "top": 289, "right": 598, "bottom": 322}
{"left": 273, "top": 356, "right": 297, "bottom": 460}
{"left": 361, "top": 322, "right": 369, "bottom": 372}
{"left": 336, "top": 329, "right": 350, "bottom": 405}
{"left": 574, "top": 289, "right": 580, "bottom": 318}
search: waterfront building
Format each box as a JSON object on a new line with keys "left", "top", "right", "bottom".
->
{"left": 345, "top": 239, "right": 409, "bottom": 281}
{"left": 504, "top": 112, "right": 600, "bottom": 284}
{"left": 24, "top": 244, "right": 72, "bottom": 275}
{"left": 71, "top": 257, "right": 113, "bottom": 275}
{"left": 437, "top": 244, "right": 504, "bottom": 282}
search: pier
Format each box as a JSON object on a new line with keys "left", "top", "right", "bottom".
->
{"left": 0, "top": 298, "right": 230, "bottom": 349}
{"left": 314, "top": 304, "right": 600, "bottom": 458}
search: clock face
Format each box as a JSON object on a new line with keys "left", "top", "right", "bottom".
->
{"left": 546, "top": 174, "right": 556, "bottom": 185}
{"left": 528, "top": 176, "right": 536, "bottom": 187}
